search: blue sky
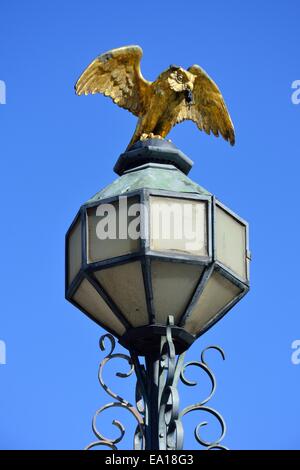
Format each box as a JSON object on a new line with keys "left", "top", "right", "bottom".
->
{"left": 0, "top": 0, "right": 300, "bottom": 450}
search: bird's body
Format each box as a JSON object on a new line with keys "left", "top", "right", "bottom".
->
{"left": 75, "top": 46, "right": 235, "bottom": 149}
{"left": 129, "top": 73, "right": 189, "bottom": 147}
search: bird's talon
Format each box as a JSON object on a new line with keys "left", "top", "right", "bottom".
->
{"left": 140, "top": 133, "right": 164, "bottom": 141}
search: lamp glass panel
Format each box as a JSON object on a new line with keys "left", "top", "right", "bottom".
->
{"left": 94, "top": 261, "right": 149, "bottom": 327}
{"left": 151, "top": 260, "right": 204, "bottom": 325}
{"left": 184, "top": 270, "right": 242, "bottom": 335}
{"left": 73, "top": 279, "right": 126, "bottom": 336}
{"left": 87, "top": 196, "right": 140, "bottom": 263}
{"left": 68, "top": 218, "right": 81, "bottom": 286}
{"left": 149, "top": 196, "right": 208, "bottom": 256}
{"left": 216, "top": 205, "right": 247, "bottom": 280}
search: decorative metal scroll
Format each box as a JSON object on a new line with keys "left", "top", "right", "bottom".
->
{"left": 178, "top": 345, "right": 228, "bottom": 450}
{"left": 86, "top": 319, "right": 228, "bottom": 450}
{"left": 85, "top": 334, "right": 145, "bottom": 450}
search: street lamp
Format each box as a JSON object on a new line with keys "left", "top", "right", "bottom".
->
{"left": 65, "top": 139, "right": 250, "bottom": 450}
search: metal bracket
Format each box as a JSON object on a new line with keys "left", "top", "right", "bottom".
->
{"left": 86, "top": 316, "right": 228, "bottom": 450}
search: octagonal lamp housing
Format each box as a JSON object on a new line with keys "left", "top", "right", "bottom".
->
{"left": 65, "top": 140, "right": 250, "bottom": 355}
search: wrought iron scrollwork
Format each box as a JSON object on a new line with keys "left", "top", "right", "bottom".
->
{"left": 179, "top": 346, "right": 228, "bottom": 450}
{"left": 85, "top": 334, "right": 145, "bottom": 450}
{"left": 158, "top": 316, "right": 184, "bottom": 450}
{"left": 86, "top": 322, "right": 228, "bottom": 450}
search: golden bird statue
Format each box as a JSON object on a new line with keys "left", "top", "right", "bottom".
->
{"left": 75, "top": 45, "right": 235, "bottom": 149}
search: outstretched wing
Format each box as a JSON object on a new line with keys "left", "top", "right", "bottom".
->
{"left": 174, "top": 65, "right": 235, "bottom": 145}
{"left": 75, "top": 45, "right": 152, "bottom": 117}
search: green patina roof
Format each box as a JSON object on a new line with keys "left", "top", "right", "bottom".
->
{"left": 86, "top": 164, "right": 211, "bottom": 204}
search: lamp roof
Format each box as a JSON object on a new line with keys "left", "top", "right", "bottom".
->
{"left": 86, "top": 139, "right": 211, "bottom": 204}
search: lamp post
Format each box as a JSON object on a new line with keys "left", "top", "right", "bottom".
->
{"left": 65, "top": 139, "right": 250, "bottom": 450}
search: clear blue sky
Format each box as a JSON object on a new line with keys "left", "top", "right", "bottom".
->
{"left": 0, "top": 0, "right": 300, "bottom": 450}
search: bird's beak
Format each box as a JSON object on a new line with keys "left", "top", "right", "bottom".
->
{"left": 185, "top": 86, "right": 193, "bottom": 104}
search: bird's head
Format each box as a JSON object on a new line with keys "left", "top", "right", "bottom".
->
{"left": 167, "top": 66, "right": 194, "bottom": 103}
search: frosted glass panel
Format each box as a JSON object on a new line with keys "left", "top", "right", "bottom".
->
{"left": 87, "top": 196, "right": 140, "bottom": 263}
{"left": 94, "top": 261, "right": 149, "bottom": 327}
{"left": 216, "top": 205, "right": 247, "bottom": 279}
{"left": 185, "top": 271, "right": 241, "bottom": 335}
{"left": 150, "top": 197, "right": 207, "bottom": 256}
{"left": 151, "top": 261, "right": 204, "bottom": 325}
{"left": 73, "top": 279, "right": 126, "bottom": 336}
{"left": 68, "top": 218, "right": 81, "bottom": 286}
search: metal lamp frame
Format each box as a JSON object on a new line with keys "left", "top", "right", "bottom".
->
{"left": 66, "top": 188, "right": 249, "bottom": 352}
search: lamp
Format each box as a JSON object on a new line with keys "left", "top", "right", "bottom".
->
{"left": 65, "top": 139, "right": 250, "bottom": 449}
{"left": 66, "top": 139, "right": 249, "bottom": 353}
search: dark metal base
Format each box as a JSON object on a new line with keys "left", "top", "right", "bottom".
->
{"left": 119, "top": 324, "right": 195, "bottom": 356}
{"left": 114, "top": 139, "right": 194, "bottom": 176}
